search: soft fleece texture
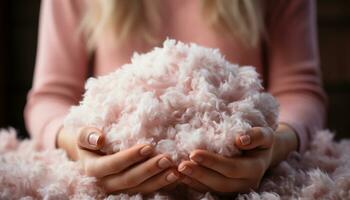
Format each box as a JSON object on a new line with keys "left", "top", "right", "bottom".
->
{"left": 1, "top": 128, "right": 350, "bottom": 199}
{"left": 64, "top": 39, "right": 279, "bottom": 162}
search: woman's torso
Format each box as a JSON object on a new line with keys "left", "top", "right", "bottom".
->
{"left": 92, "top": 0, "right": 264, "bottom": 78}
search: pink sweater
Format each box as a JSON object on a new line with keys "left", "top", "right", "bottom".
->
{"left": 25, "top": 0, "right": 326, "bottom": 153}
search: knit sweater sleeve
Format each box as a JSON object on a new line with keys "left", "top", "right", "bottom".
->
{"left": 24, "top": 0, "right": 88, "bottom": 149}
{"left": 266, "top": 0, "right": 327, "bottom": 153}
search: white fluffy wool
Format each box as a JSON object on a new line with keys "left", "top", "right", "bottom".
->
{"left": 64, "top": 39, "right": 279, "bottom": 161}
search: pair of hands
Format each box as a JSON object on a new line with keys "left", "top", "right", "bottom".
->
{"left": 59, "top": 126, "right": 284, "bottom": 195}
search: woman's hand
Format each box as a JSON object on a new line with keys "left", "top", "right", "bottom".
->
{"left": 178, "top": 125, "right": 298, "bottom": 194}
{"left": 57, "top": 127, "right": 180, "bottom": 194}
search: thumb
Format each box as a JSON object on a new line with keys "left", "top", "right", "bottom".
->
{"left": 78, "top": 127, "right": 104, "bottom": 151}
{"left": 235, "top": 127, "right": 274, "bottom": 150}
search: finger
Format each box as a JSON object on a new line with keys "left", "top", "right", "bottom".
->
{"left": 117, "top": 169, "right": 180, "bottom": 195}
{"left": 178, "top": 161, "right": 246, "bottom": 193}
{"left": 189, "top": 149, "right": 252, "bottom": 179}
{"left": 102, "top": 154, "right": 173, "bottom": 192}
{"left": 235, "top": 127, "right": 274, "bottom": 150}
{"left": 78, "top": 127, "right": 104, "bottom": 150}
{"left": 84, "top": 144, "right": 154, "bottom": 177}
{"left": 180, "top": 176, "right": 211, "bottom": 192}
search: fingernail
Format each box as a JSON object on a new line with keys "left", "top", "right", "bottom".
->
{"left": 140, "top": 145, "right": 153, "bottom": 156}
{"left": 190, "top": 155, "right": 203, "bottom": 163}
{"left": 240, "top": 135, "right": 251, "bottom": 145}
{"left": 166, "top": 172, "right": 179, "bottom": 182}
{"left": 88, "top": 132, "right": 100, "bottom": 146}
{"left": 179, "top": 165, "right": 192, "bottom": 176}
{"left": 158, "top": 157, "right": 172, "bottom": 169}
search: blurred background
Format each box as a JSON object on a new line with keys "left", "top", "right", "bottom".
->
{"left": 0, "top": 0, "right": 349, "bottom": 139}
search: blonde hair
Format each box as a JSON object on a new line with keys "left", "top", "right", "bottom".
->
{"left": 81, "top": 0, "right": 264, "bottom": 50}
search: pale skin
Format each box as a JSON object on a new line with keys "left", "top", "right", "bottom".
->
{"left": 57, "top": 123, "right": 297, "bottom": 195}
{"left": 58, "top": 127, "right": 180, "bottom": 194}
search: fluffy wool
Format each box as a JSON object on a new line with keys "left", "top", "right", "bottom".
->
{"left": 1, "top": 129, "right": 350, "bottom": 199}
{"left": 0, "top": 129, "right": 103, "bottom": 200}
{"left": 64, "top": 39, "right": 279, "bottom": 161}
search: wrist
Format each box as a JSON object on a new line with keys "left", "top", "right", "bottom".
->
{"left": 270, "top": 123, "right": 298, "bottom": 167}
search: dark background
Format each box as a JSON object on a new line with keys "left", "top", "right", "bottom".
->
{"left": 0, "top": 0, "right": 349, "bottom": 139}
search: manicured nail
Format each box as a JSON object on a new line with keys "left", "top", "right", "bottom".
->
{"left": 240, "top": 135, "right": 251, "bottom": 145}
{"left": 158, "top": 157, "right": 172, "bottom": 169}
{"left": 190, "top": 155, "right": 203, "bottom": 163}
{"left": 88, "top": 132, "right": 100, "bottom": 146}
{"left": 139, "top": 145, "right": 153, "bottom": 156}
{"left": 179, "top": 165, "right": 192, "bottom": 176}
{"left": 166, "top": 172, "right": 179, "bottom": 182}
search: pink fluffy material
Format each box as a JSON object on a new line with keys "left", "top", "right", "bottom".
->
{"left": 3, "top": 40, "right": 348, "bottom": 199}
{"left": 1, "top": 129, "right": 350, "bottom": 199}
{"left": 0, "top": 129, "right": 103, "bottom": 200}
{"left": 64, "top": 39, "right": 279, "bottom": 162}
